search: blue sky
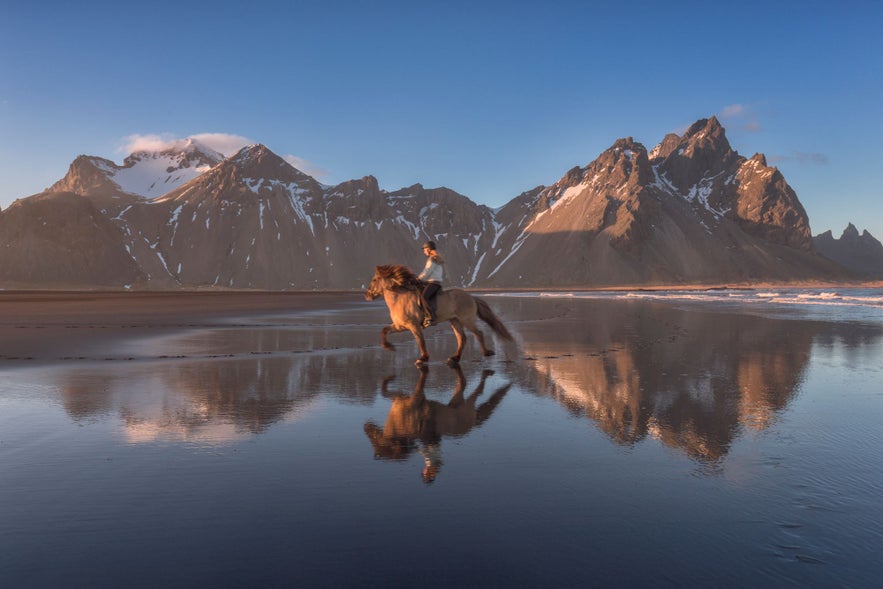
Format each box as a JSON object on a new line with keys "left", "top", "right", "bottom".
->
{"left": 2, "top": 0, "right": 881, "bottom": 239}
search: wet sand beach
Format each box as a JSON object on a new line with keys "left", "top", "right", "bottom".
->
{"left": 0, "top": 291, "right": 362, "bottom": 363}
{"left": 2, "top": 291, "right": 882, "bottom": 587}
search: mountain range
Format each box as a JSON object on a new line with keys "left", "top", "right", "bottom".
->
{"left": 0, "top": 117, "right": 873, "bottom": 290}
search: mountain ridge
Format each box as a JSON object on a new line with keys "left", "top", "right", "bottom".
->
{"left": 0, "top": 118, "right": 857, "bottom": 289}
{"left": 813, "top": 224, "right": 883, "bottom": 279}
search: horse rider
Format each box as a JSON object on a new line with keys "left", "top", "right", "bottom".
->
{"left": 418, "top": 240, "right": 445, "bottom": 327}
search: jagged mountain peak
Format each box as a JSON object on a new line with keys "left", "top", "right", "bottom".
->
{"left": 232, "top": 143, "right": 270, "bottom": 158}
{"left": 656, "top": 117, "right": 738, "bottom": 191}
{"left": 748, "top": 153, "right": 768, "bottom": 167}
{"left": 611, "top": 136, "right": 643, "bottom": 150}
{"left": 842, "top": 222, "right": 860, "bottom": 239}
{"left": 685, "top": 115, "right": 722, "bottom": 135}
{"left": 327, "top": 175, "right": 381, "bottom": 197}
{"left": 50, "top": 155, "right": 121, "bottom": 195}
{"left": 586, "top": 136, "right": 652, "bottom": 187}
{"left": 229, "top": 143, "right": 283, "bottom": 167}
{"left": 680, "top": 116, "right": 733, "bottom": 156}
{"left": 817, "top": 223, "right": 879, "bottom": 246}
{"left": 49, "top": 139, "right": 226, "bottom": 202}
{"left": 604, "top": 136, "right": 649, "bottom": 161}
{"left": 221, "top": 144, "right": 315, "bottom": 184}
{"left": 157, "top": 142, "right": 322, "bottom": 205}
{"left": 814, "top": 223, "right": 883, "bottom": 278}
{"left": 649, "top": 133, "right": 681, "bottom": 162}
{"left": 71, "top": 154, "right": 116, "bottom": 168}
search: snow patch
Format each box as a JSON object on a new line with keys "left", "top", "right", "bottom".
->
{"left": 111, "top": 152, "right": 216, "bottom": 198}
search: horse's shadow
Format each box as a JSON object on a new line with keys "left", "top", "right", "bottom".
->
{"left": 364, "top": 365, "right": 512, "bottom": 483}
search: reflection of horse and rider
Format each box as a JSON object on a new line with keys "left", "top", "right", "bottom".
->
{"left": 364, "top": 365, "right": 511, "bottom": 484}
{"left": 365, "top": 241, "right": 514, "bottom": 365}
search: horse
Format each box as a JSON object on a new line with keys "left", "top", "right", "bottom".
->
{"left": 364, "top": 264, "right": 514, "bottom": 365}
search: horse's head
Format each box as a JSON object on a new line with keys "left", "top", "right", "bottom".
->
{"left": 364, "top": 267, "right": 386, "bottom": 301}
{"left": 366, "top": 265, "right": 419, "bottom": 300}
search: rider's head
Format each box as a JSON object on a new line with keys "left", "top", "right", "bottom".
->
{"left": 422, "top": 240, "right": 437, "bottom": 254}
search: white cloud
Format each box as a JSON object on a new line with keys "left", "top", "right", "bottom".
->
{"left": 283, "top": 154, "right": 330, "bottom": 181}
{"left": 116, "top": 133, "right": 331, "bottom": 180}
{"left": 720, "top": 104, "right": 746, "bottom": 118}
{"left": 768, "top": 151, "right": 829, "bottom": 165}
{"left": 719, "top": 103, "right": 761, "bottom": 132}
{"left": 189, "top": 133, "right": 255, "bottom": 156}
{"left": 119, "top": 133, "right": 178, "bottom": 153}
{"left": 119, "top": 132, "right": 255, "bottom": 156}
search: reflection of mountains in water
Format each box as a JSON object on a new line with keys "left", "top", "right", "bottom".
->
{"left": 508, "top": 297, "right": 883, "bottom": 463}
{"left": 58, "top": 351, "right": 390, "bottom": 443}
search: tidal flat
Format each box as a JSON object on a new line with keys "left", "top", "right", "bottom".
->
{"left": 1, "top": 291, "right": 881, "bottom": 587}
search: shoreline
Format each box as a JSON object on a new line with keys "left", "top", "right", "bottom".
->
{"left": 2, "top": 284, "right": 880, "bottom": 366}
{"left": 1, "top": 279, "right": 880, "bottom": 297}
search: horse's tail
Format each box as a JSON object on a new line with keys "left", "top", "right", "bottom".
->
{"left": 474, "top": 297, "right": 514, "bottom": 341}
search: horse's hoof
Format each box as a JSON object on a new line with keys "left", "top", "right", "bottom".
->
{"left": 382, "top": 343, "right": 395, "bottom": 351}
{"left": 415, "top": 357, "right": 428, "bottom": 366}
{"left": 484, "top": 350, "right": 496, "bottom": 357}
{"left": 446, "top": 356, "right": 460, "bottom": 366}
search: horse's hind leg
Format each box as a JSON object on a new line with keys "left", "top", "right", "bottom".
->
{"left": 447, "top": 319, "right": 467, "bottom": 365}
{"left": 463, "top": 318, "right": 494, "bottom": 357}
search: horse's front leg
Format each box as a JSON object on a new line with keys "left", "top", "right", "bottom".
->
{"left": 381, "top": 324, "right": 400, "bottom": 351}
{"left": 408, "top": 326, "right": 429, "bottom": 366}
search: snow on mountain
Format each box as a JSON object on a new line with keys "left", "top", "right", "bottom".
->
{"left": 49, "top": 137, "right": 225, "bottom": 207}
{"left": 112, "top": 138, "right": 224, "bottom": 198}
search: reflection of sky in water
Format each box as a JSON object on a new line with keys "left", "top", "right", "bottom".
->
{"left": 1, "top": 297, "right": 882, "bottom": 586}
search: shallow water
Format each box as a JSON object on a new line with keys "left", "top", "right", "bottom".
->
{"left": 2, "top": 296, "right": 882, "bottom": 587}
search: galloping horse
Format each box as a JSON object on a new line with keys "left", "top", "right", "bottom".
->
{"left": 364, "top": 264, "right": 514, "bottom": 365}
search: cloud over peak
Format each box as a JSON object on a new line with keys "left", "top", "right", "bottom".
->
{"left": 768, "top": 151, "right": 829, "bottom": 165}
{"left": 119, "top": 132, "right": 254, "bottom": 156}
{"left": 719, "top": 103, "right": 761, "bottom": 132}
{"left": 283, "top": 154, "right": 330, "bottom": 181}
{"left": 117, "top": 132, "right": 329, "bottom": 181}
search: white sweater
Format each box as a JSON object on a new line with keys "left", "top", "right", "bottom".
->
{"left": 418, "top": 256, "right": 445, "bottom": 283}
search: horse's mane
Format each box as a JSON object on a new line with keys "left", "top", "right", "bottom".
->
{"left": 376, "top": 264, "right": 422, "bottom": 290}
